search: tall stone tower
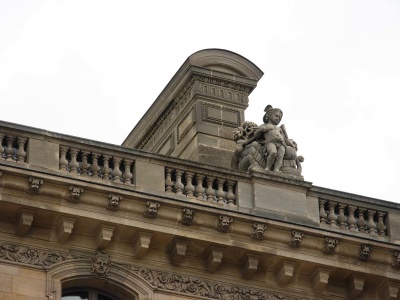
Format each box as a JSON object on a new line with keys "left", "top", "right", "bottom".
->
{"left": 122, "top": 49, "right": 263, "bottom": 168}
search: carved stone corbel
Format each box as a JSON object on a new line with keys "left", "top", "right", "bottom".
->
{"left": 144, "top": 201, "right": 160, "bottom": 218}
{"left": 107, "top": 193, "right": 122, "bottom": 210}
{"left": 217, "top": 215, "right": 233, "bottom": 233}
{"left": 311, "top": 267, "right": 331, "bottom": 294}
{"left": 56, "top": 218, "right": 76, "bottom": 243}
{"left": 289, "top": 230, "right": 304, "bottom": 247}
{"left": 347, "top": 274, "right": 365, "bottom": 299}
{"left": 240, "top": 252, "right": 259, "bottom": 279}
{"left": 16, "top": 210, "right": 34, "bottom": 236}
{"left": 96, "top": 224, "right": 115, "bottom": 250}
{"left": 28, "top": 176, "right": 43, "bottom": 193}
{"left": 68, "top": 185, "right": 84, "bottom": 203}
{"left": 393, "top": 251, "right": 400, "bottom": 268}
{"left": 276, "top": 260, "right": 296, "bottom": 286}
{"left": 181, "top": 208, "right": 195, "bottom": 225}
{"left": 132, "top": 232, "right": 153, "bottom": 258}
{"left": 252, "top": 222, "right": 268, "bottom": 240}
{"left": 359, "top": 244, "right": 371, "bottom": 261}
{"left": 206, "top": 247, "right": 224, "bottom": 273}
{"left": 323, "top": 237, "right": 339, "bottom": 254}
{"left": 168, "top": 237, "right": 189, "bottom": 266}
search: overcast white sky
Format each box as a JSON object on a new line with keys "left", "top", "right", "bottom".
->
{"left": 1, "top": 1, "right": 399, "bottom": 203}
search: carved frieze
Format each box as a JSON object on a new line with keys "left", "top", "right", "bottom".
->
{"left": 217, "top": 215, "right": 233, "bottom": 233}
{"left": 91, "top": 251, "right": 111, "bottom": 277}
{"left": 129, "top": 266, "right": 290, "bottom": 300}
{"left": 144, "top": 201, "right": 160, "bottom": 218}
{"left": 252, "top": 222, "right": 268, "bottom": 240}
{"left": 0, "top": 242, "right": 72, "bottom": 268}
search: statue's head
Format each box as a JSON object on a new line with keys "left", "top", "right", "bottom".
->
{"left": 263, "top": 105, "right": 283, "bottom": 125}
{"left": 91, "top": 252, "right": 111, "bottom": 277}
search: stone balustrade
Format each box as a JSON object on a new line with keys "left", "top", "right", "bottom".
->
{"left": 59, "top": 145, "right": 134, "bottom": 184}
{"left": 319, "top": 199, "right": 388, "bottom": 236}
{"left": 0, "top": 133, "right": 28, "bottom": 163}
{"left": 1, "top": 121, "right": 400, "bottom": 244}
{"left": 165, "top": 168, "right": 237, "bottom": 206}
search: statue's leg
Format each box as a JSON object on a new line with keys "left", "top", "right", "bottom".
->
{"left": 273, "top": 145, "right": 286, "bottom": 171}
{"left": 265, "top": 143, "right": 277, "bottom": 171}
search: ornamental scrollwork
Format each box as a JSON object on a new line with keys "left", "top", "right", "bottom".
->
{"left": 128, "top": 266, "right": 288, "bottom": 300}
{"left": 0, "top": 242, "right": 72, "bottom": 268}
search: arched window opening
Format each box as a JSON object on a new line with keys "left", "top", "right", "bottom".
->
{"left": 62, "top": 288, "right": 121, "bottom": 300}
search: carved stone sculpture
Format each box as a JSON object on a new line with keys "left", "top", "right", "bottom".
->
{"left": 393, "top": 251, "right": 400, "bottom": 268}
{"left": 323, "top": 237, "right": 339, "bottom": 254}
{"left": 107, "top": 193, "right": 122, "bottom": 210}
{"left": 29, "top": 177, "right": 43, "bottom": 192}
{"left": 359, "top": 244, "right": 371, "bottom": 261}
{"left": 252, "top": 222, "right": 268, "bottom": 240}
{"left": 181, "top": 208, "right": 195, "bottom": 225}
{"left": 289, "top": 230, "right": 304, "bottom": 247}
{"left": 144, "top": 201, "right": 160, "bottom": 218}
{"left": 68, "top": 185, "right": 84, "bottom": 202}
{"left": 217, "top": 215, "right": 233, "bottom": 233}
{"left": 91, "top": 251, "right": 111, "bottom": 277}
{"left": 232, "top": 105, "right": 303, "bottom": 177}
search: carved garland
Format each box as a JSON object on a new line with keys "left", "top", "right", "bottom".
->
{"left": 128, "top": 266, "right": 290, "bottom": 300}
{"left": 0, "top": 242, "right": 72, "bottom": 268}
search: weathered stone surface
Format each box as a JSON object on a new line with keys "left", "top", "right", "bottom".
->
{"left": 27, "top": 138, "right": 59, "bottom": 170}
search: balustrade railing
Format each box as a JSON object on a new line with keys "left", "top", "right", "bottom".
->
{"left": 59, "top": 146, "right": 134, "bottom": 184}
{"left": 319, "top": 200, "right": 388, "bottom": 236}
{"left": 0, "top": 133, "right": 27, "bottom": 163}
{"left": 165, "top": 168, "right": 237, "bottom": 206}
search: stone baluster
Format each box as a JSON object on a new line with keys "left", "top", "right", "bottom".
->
{"left": 90, "top": 152, "right": 101, "bottom": 178}
{"left": 111, "top": 157, "right": 123, "bottom": 182}
{"left": 59, "top": 146, "right": 69, "bottom": 171}
{"left": 122, "top": 159, "right": 133, "bottom": 184}
{"left": 165, "top": 168, "right": 174, "bottom": 193}
{"left": 184, "top": 172, "right": 195, "bottom": 198}
{"left": 357, "top": 208, "right": 367, "bottom": 233}
{"left": 80, "top": 151, "right": 90, "bottom": 176}
{"left": 319, "top": 200, "right": 328, "bottom": 224}
{"left": 216, "top": 178, "right": 226, "bottom": 205}
{"left": 347, "top": 205, "right": 358, "bottom": 231}
{"left": 195, "top": 174, "right": 205, "bottom": 200}
{"left": 337, "top": 203, "right": 347, "bottom": 229}
{"left": 102, "top": 155, "right": 111, "bottom": 181}
{"left": 376, "top": 212, "right": 387, "bottom": 236}
{"left": 205, "top": 176, "right": 216, "bottom": 203}
{"left": 5, "top": 135, "right": 15, "bottom": 161}
{"left": 226, "top": 180, "right": 236, "bottom": 206}
{"left": 366, "top": 210, "right": 377, "bottom": 235}
{"left": 174, "top": 170, "right": 184, "bottom": 195}
{"left": 16, "top": 138, "right": 27, "bottom": 163}
{"left": 68, "top": 148, "right": 80, "bottom": 173}
{"left": 327, "top": 202, "right": 338, "bottom": 227}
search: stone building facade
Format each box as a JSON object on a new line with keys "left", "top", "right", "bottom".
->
{"left": 0, "top": 49, "right": 399, "bottom": 299}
